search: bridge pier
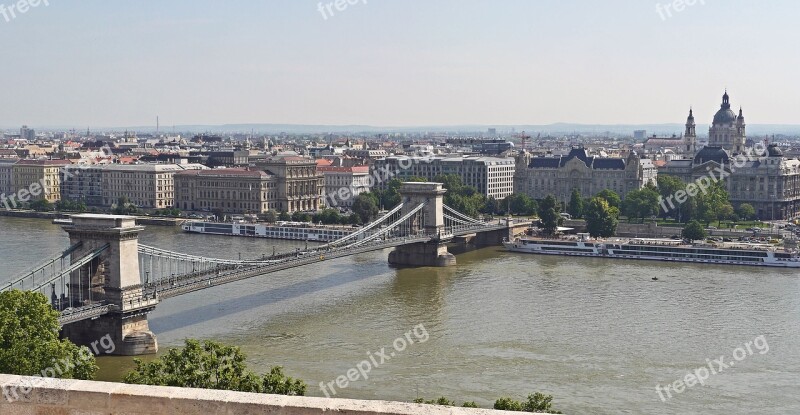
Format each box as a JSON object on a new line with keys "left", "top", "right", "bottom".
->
{"left": 60, "top": 215, "right": 158, "bottom": 356}
{"left": 388, "top": 182, "right": 457, "bottom": 267}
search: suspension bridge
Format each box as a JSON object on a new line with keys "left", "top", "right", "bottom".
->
{"left": 1, "top": 183, "right": 529, "bottom": 355}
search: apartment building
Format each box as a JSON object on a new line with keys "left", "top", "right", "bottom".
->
{"left": 100, "top": 164, "right": 206, "bottom": 209}
{"left": 318, "top": 165, "right": 371, "bottom": 208}
{"left": 11, "top": 159, "right": 72, "bottom": 202}
{"left": 255, "top": 154, "right": 324, "bottom": 212}
{"left": 372, "top": 156, "right": 515, "bottom": 200}
{"left": 174, "top": 168, "right": 278, "bottom": 214}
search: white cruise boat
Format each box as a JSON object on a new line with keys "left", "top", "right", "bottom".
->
{"left": 503, "top": 233, "right": 800, "bottom": 268}
{"left": 182, "top": 221, "right": 357, "bottom": 242}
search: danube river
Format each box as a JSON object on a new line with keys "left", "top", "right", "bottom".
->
{"left": 1, "top": 216, "right": 798, "bottom": 415}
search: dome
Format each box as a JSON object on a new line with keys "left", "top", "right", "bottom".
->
{"left": 694, "top": 146, "right": 730, "bottom": 165}
{"left": 713, "top": 90, "right": 736, "bottom": 125}
{"left": 767, "top": 144, "right": 783, "bottom": 157}
{"left": 713, "top": 108, "right": 737, "bottom": 124}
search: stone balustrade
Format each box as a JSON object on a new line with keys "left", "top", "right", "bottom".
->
{"left": 0, "top": 374, "right": 545, "bottom": 415}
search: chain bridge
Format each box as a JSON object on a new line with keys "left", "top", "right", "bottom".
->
{"left": 2, "top": 183, "right": 529, "bottom": 355}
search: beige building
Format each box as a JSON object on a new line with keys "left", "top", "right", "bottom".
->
{"left": 0, "top": 158, "right": 17, "bottom": 197}
{"left": 514, "top": 148, "right": 657, "bottom": 203}
{"left": 256, "top": 154, "right": 323, "bottom": 212}
{"left": 101, "top": 164, "right": 206, "bottom": 209}
{"left": 373, "top": 156, "right": 516, "bottom": 200}
{"left": 174, "top": 168, "right": 278, "bottom": 214}
{"left": 11, "top": 159, "right": 73, "bottom": 203}
{"left": 318, "top": 165, "right": 371, "bottom": 208}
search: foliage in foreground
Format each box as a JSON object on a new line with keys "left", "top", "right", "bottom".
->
{"left": 0, "top": 290, "right": 98, "bottom": 379}
{"left": 123, "top": 339, "right": 306, "bottom": 396}
{"left": 414, "top": 392, "right": 562, "bottom": 413}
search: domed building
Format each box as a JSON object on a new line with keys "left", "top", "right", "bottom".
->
{"left": 659, "top": 91, "right": 800, "bottom": 220}
{"left": 708, "top": 91, "right": 746, "bottom": 153}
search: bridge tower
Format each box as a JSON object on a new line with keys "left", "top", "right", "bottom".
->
{"left": 388, "top": 182, "right": 457, "bottom": 267}
{"left": 60, "top": 215, "right": 158, "bottom": 356}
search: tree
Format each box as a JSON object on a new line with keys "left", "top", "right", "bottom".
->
{"left": 621, "top": 188, "right": 660, "bottom": 221}
{"left": 538, "top": 195, "right": 562, "bottom": 235}
{"left": 682, "top": 220, "right": 707, "bottom": 241}
{"left": 352, "top": 194, "right": 379, "bottom": 223}
{"left": 30, "top": 199, "right": 54, "bottom": 212}
{"left": 696, "top": 181, "right": 733, "bottom": 226}
{"left": 278, "top": 210, "right": 291, "bottom": 221}
{"left": 505, "top": 194, "right": 538, "bottom": 216}
{"left": 567, "top": 189, "right": 584, "bottom": 219}
{"left": 595, "top": 189, "right": 621, "bottom": 209}
{"left": 656, "top": 175, "right": 687, "bottom": 220}
{"left": 584, "top": 197, "right": 619, "bottom": 237}
{"left": 494, "top": 393, "right": 562, "bottom": 413}
{"left": 737, "top": 203, "right": 756, "bottom": 221}
{"left": 0, "top": 291, "right": 98, "bottom": 380}
{"left": 124, "top": 339, "right": 306, "bottom": 396}
{"left": 263, "top": 210, "right": 277, "bottom": 223}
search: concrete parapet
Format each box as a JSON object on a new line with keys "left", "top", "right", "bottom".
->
{"left": 0, "top": 374, "right": 547, "bottom": 415}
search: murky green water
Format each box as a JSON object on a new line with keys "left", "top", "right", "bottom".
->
{"left": 1, "top": 216, "right": 798, "bottom": 415}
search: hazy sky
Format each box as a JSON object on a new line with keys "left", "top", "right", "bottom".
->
{"left": 1, "top": 0, "right": 798, "bottom": 128}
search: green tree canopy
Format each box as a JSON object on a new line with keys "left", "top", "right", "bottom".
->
{"left": 595, "top": 189, "right": 621, "bottom": 209}
{"left": 696, "top": 181, "right": 734, "bottom": 226}
{"left": 737, "top": 203, "right": 756, "bottom": 221}
{"left": 124, "top": 339, "right": 306, "bottom": 396}
{"left": 621, "top": 188, "right": 660, "bottom": 221}
{"left": 567, "top": 189, "right": 584, "bottom": 219}
{"left": 584, "top": 197, "right": 619, "bottom": 237}
{"left": 538, "top": 195, "right": 562, "bottom": 235}
{"left": 352, "top": 194, "right": 380, "bottom": 223}
{"left": 0, "top": 291, "right": 98, "bottom": 380}
{"left": 682, "top": 220, "right": 707, "bottom": 241}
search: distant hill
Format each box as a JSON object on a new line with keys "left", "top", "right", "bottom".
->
{"left": 19, "top": 123, "right": 800, "bottom": 136}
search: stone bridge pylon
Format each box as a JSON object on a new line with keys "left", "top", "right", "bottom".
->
{"left": 60, "top": 215, "right": 158, "bottom": 355}
{"left": 388, "top": 182, "right": 457, "bottom": 267}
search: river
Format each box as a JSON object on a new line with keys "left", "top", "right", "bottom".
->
{"left": 0, "top": 216, "right": 798, "bottom": 415}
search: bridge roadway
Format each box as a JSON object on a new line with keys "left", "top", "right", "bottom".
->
{"left": 56, "top": 220, "right": 528, "bottom": 325}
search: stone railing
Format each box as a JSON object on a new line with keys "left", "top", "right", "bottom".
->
{"left": 0, "top": 374, "right": 546, "bottom": 415}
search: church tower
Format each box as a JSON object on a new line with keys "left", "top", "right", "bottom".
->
{"left": 684, "top": 108, "right": 697, "bottom": 157}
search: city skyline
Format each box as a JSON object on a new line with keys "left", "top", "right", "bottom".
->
{"left": 2, "top": 1, "right": 800, "bottom": 127}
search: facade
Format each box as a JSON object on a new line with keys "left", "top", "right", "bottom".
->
{"left": 60, "top": 165, "right": 106, "bottom": 206}
{"left": 372, "top": 156, "right": 515, "bottom": 200}
{"left": 318, "top": 165, "right": 371, "bottom": 208}
{"left": 660, "top": 145, "right": 800, "bottom": 220}
{"left": 514, "top": 148, "right": 657, "bottom": 202}
{"left": 174, "top": 168, "right": 278, "bottom": 214}
{"left": 0, "top": 158, "right": 18, "bottom": 197}
{"left": 11, "top": 159, "right": 73, "bottom": 203}
{"left": 256, "top": 154, "right": 324, "bottom": 212}
{"left": 100, "top": 164, "right": 206, "bottom": 209}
